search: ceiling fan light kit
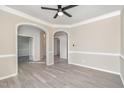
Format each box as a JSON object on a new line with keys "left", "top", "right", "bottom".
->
{"left": 58, "top": 12, "right": 63, "bottom": 16}
{"left": 41, "top": 5, "right": 78, "bottom": 19}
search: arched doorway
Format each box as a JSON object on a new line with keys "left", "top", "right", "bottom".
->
{"left": 16, "top": 23, "right": 49, "bottom": 72}
{"left": 53, "top": 31, "right": 68, "bottom": 64}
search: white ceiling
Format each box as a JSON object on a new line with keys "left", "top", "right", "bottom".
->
{"left": 7, "top": 5, "right": 123, "bottom": 25}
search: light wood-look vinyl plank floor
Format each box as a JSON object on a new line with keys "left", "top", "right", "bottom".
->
{"left": 0, "top": 57, "right": 123, "bottom": 88}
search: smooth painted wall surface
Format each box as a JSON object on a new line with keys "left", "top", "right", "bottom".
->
{"left": 60, "top": 36, "right": 68, "bottom": 59}
{"left": 0, "top": 56, "right": 16, "bottom": 78}
{"left": 69, "top": 16, "right": 120, "bottom": 53}
{"left": 40, "top": 31, "right": 46, "bottom": 59}
{"left": 0, "top": 9, "right": 54, "bottom": 79}
{"left": 121, "top": 9, "right": 124, "bottom": 84}
{"left": 69, "top": 15, "right": 121, "bottom": 73}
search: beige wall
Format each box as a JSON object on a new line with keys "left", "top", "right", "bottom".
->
{"left": 68, "top": 15, "right": 121, "bottom": 73}
{"left": 121, "top": 10, "right": 124, "bottom": 56}
{"left": 0, "top": 9, "right": 54, "bottom": 79}
{"left": 0, "top": 57, "right": 16, "bottom": 79}
{"left": 40, "top": 31, "right": 46, "bottom": 59}
{"left": 0, "top": 7, "right": 122, "bottom": 80}
{"left": 69, "top": 16, "right": 120, "bottom": 53}
{"left": 121, "top": 9, "right": 124, "bottom": 85}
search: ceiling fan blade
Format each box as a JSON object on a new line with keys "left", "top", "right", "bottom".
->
{"left": 54, "top": 13, "right": 58, "bottom": 18}
{"left": 62, "top": 5, "right": 78, "bottom": 10}
{"left": 63, "top": 11, "right": 72, "bottom": 17}
{"left": 41, "top": 7, "right": 58, "bottom": 11}
{"left": 58, "top": 5, "right": 62, "bottom": 9}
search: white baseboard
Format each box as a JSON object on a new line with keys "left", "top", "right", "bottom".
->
{"left": 0, "top": 73, "right": 17, "bottom": 80}
{"left": 120, "top": 75, "right": 124, "bottom": 86}
{"left": 70, "top": 62, "right": 120, "bottom": 75}
{"left": 29, "top": 62, "right": 45, "bottom": 64}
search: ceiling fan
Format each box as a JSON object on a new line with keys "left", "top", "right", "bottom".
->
{"left": 41, "top": 5, "right": 78, "bottom": 18}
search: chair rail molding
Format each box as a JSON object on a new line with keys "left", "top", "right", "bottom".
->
{"left": 69, "top": 51, "right": 120, "bottom": 56}
{"left": 0, "top": 54, "right": 16, "bottom": 58}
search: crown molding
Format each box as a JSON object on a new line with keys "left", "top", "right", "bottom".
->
{"left": 69, "top": 10, "right": 121, "bottom": 27}
{"left": 0, "top": 6, "right": 121, "bottom": 28}
{"left": 0, "top": 6, "right": 52, "bottom": 27}
{"left": 52, "top": 24, "right": 71, "bottom": 28}
{"left": 0, "top": 5, "right": 70, "bottom": 28}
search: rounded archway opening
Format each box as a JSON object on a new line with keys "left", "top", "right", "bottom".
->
{"left": 53, "top": 31, "right": 68, "bottom": 64}
{"left": 16, "top": 23, "right": 48, "bottom": 70}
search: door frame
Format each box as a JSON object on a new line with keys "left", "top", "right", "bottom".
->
{"left": 52, "top": 30, "right": 70, "bottom": 64}
{"left": 16, "top": 22, "right": 49, "bottom": 74}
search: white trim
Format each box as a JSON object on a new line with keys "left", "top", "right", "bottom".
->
{"left": 29, "top": 62, "right": 45, "bottom": 64}
{"left": 49, "top": 51, "right": 54, "bottom": 53}
{"left": 70, "top": 10, "right": 121, "bottom": 27}
{"left": 0, "top": 54, "right": 16, "bottom": 58}
{"left": 0, "top": 6, "right": 53, "bottom": 27}
{"left": 16, "top": 22, "right": 50, "bottom": 73}
{"left": 0, "top": 73, "right": 17, "bottom": 80}
{"left": 120, "top": 55, "right": 124, "bottom": 86}
{"left": 69, "top": 51, "right": 120, "bottom": 56}
{"left": 120, "top": 75, "right": 124, "bottom": 86}
{"left": 18, "top": 34, "right": 33, "bottom": 38}
{"left": 0, "top": 6, "right": 70, "bottom": 28}
{"left": 0, "top": 6, "right": 120, "bottom": 28}
{"left": 52, "top": 30, "right": 70, "bottom": 64}
{"left": 70, "top": 62, "right": 120, "bottom": 75}
{"left": 120, "top": 55, "right": 124, "bottom": 60}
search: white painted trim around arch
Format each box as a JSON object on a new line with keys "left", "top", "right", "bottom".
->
{"left": 52, "top": 29, "right": 70, "bottom": 64}
{"left": 16, "top": 22, "right": 50, "bottom": 74}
